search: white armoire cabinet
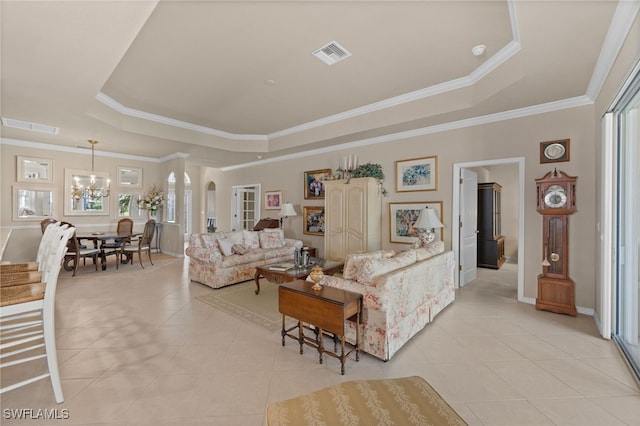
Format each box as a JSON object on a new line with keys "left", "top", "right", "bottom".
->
{"left": 324, "top": 177, "right": 382, "bottom": 261}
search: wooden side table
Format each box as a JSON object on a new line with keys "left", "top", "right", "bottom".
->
{"left": 278, "top": 280, "right": 361, "bottom": 375}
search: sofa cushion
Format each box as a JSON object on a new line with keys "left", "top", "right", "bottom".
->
{"left": 227, "top": 231, "right": 245, "bottom": 245}
{"left": 243, "top": 230, "right": 260, "bottom": 249}
{"left": 217, "top": 237, "right": 236, "bottom": 256}
{"left": 232, "top": 244, "right": 249, "bottom": 255}
{"left": 356, "top": 250, "right": 417, "bottom": 285}
{"left": 414, "top": 240, "right": 445, "bottom": 261}
{"left": 259, "top": 229, "right": 285, "bottom": 249}
{"left": 343, "top": 250, "right": 395, "bottom": 280}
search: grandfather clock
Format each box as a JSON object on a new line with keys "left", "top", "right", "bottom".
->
{"left": 535, "top": 169, "right": 577, "bottom": 316}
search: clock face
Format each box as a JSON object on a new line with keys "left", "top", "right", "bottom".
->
{"left": 544, "top": 185, "right": 568, "bottom": 208}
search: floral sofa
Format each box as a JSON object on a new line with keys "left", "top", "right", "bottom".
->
{"left": 312, "top": 241, "right": 456, "bottom": 361}
{"left": 186, "top": 229, "right": 303, "bottom": 289}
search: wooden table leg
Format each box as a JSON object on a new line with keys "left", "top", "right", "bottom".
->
{"left": 298, "top": 321, "right": 304, "bottom": 354}
{"left": 281, "top": 314, "right": 286, "bottom": 346}
{"left": 355, "top": 311, "right": 360, "bottom": 362}
{"left": 254, "top": 271, "right": 262, "bottom": 294}
{"left": 340, "top": 336, "right": 346, "bottom": 375}
{"left": 318, "top": 328, "right": 324, "bottom": 364}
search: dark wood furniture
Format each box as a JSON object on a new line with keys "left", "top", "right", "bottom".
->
{"left": 477, "top": 182, "right": 506, "bottom": 269}
{"left": 71, "top": 232, "right": 141, "bottom": 272}
{"left": 278, "top": 280, "right": 361, "bottom": 375}
{"left": 254, "top": 259, "right": 343, "bottom": 294}
{"left": 253, "top": 218, "right": 279, "bottom": 230}
{"left": 535, "top": 170, "right": 578, "bottom": 316}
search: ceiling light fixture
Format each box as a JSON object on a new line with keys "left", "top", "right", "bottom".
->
{"left": 472, "top": 44, "right": 486, "bottom": 56}
{"left": 71, "top": 140, "right": 110, "bottom": 202}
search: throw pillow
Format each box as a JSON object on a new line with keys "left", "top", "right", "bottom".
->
{"left": 343, "top": 250, "right": 395, "bottom": 280}
{"left": 242, "top": 230, "right": 260, "bottom": 249}
{"left": 217, "top": 237, "right": 236, "bottom": 256}
{"left": 232, "top": 243, "right": 249, "bottom": 255}
{"left": 259, "top": 231, "right": 284, "bottom": 249}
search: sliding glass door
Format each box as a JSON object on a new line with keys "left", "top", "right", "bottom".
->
{"left": 611, "top": 63, "right": 640, "bottom": 379}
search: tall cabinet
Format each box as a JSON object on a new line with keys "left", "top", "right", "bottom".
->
{"left": 477, "top": 182, "right": 506, "bottom": 269}
{"left": 324, "top": 177, "right": 382, "bottom": 261}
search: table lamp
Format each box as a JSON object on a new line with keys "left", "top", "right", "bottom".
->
{"left": 279, "top": 203, "right": 298, "bottom": 230}
{"left": 414, "top": 206, "right": 444, "bottom": 247}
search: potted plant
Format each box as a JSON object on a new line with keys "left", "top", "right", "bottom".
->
{"left": 352, "top": 162, "right": 387, "bottom": 195}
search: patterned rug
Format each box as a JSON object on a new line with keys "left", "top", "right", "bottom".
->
{"left": 196, "top": 280, "right": 282, "bottom": 331}
{"left": 267, "top": 376, "right": 468, "bottom": 425}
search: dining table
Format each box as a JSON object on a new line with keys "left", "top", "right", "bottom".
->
{"left": 64, "top": 232, "right": 141, "bottom": 271}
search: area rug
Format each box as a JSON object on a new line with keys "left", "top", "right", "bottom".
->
{"left": 266, "top": 375, "right": 468, "bottom": 426}
{"left": 196, "top": 280, "right": 282, "bottom": 331}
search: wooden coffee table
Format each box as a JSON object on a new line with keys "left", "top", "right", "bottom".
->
{"left": 254, "top": 259, "right": 343, "bottom": 294}
{"left": 278, "top": 279, "right": 361, "bottom": 375}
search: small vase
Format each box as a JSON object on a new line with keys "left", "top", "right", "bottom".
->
{"left": 148, "top": 209, "right": 156, "bottom": 220}
{"left": 309, "top": 265, "right": 324, "bottom": 291}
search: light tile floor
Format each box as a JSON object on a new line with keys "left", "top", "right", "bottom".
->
{"left": 2, "top": 256, "right": 639, "bottom": 425}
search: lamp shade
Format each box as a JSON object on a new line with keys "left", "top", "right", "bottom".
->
{"left": 414, "top": 207, "right": 443, "bottom": 230}
{"left": 279, "top": 203, "right": 298, "bottom": 218}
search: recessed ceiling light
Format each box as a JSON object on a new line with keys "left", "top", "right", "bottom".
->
{"left": 264, "top": 79, "right": 276, "bottom": 86}
{"left": 1, "top": 117, "right": 59, "bottom": 135}
{"left": 472, "top": 44, "right": 486, "bottom": 56}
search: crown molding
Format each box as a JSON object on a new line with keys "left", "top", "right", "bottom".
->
{"left": 222, "top": 95, "right": 593, "bottom": 171}
{"left": 586, "top": 0, "right": 640, "bottom": 101}
{"left": 95, "top": 92, "right": 267, "bottom": 141}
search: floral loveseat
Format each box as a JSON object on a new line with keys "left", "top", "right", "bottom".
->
{"left": 186, "top": 229, "right": 303, "bottom": 289}
{"left": 312, "top": 241, "right": 455, "bottom": 361}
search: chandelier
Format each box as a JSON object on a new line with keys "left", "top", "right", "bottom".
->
{"left": 71, "top": 140, "right": 111, "bottom": 201}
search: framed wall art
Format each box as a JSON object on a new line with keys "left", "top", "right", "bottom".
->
{"left": 304, "top": 169, "right": 332, "bottom": 199}
{"left": 540, "top": 139, "right": 570, "bottom": 163}
{"left": 265, "top": 190, "right": 283, "bottom": 210}
{"left": 303, "top": 206, "right": 325, "bottom": 235}
{"left": 389, "top": 201, "right": 443, "bottom": 244}
{"left": 395, "top": 156, "right": 437, "bottom": 192}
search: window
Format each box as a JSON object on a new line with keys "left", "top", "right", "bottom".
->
{"left": 608, "top": 61, "right": 640, "bottom": 380}
{"left": 166, "top": 172, "right": 191, "bottom": 235}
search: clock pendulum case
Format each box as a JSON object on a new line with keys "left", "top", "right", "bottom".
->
{"left": 535, "top": 169, "right": 578, "bottom": 316}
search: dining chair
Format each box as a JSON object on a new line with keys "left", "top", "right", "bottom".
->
{"left": 60, "top": 222, "right": 101, "bottom": 277}
{"left": 40, "top": 217, "right": 57, "bottom": 234}
{"left": 118, "top": 219, "right": 155, "bottom": 269}
{"left": 101, "top": 218, "right": 134, "bottom": 265}
{"left": 0, "top": 223, "right": 75, "bottom": 403}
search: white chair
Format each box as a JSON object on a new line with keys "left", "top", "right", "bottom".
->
{"left": 0, "top": 224, "right": 75, "bottom": 403}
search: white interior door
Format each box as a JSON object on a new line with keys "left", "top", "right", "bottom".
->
{"left": 231, "top": 185, "right": 260, "bottom": 231}
{"left": 460, "top": 168, "right": 478, "bottom": 286}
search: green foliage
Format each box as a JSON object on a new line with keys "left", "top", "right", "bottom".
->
{"left": 352, "top": 162, "right": 388, "bottom": 196}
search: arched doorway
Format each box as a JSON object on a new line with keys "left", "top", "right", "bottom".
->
{"left": 167, "top": 171, "right": 192, "bottom": 236}
{"left": 206, "top": 181, "right": 216, "bottom": 232}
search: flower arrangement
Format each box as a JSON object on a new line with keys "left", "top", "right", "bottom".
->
{"left": 138, "top": 185, "right": 165, "bottom": 214}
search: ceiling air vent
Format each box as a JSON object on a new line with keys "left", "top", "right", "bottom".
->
{"left": 313, "top": 41, "right": 352, "bottom": 65}
{"left": 1, "top": 117, "right": 59, "bottom": 135}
